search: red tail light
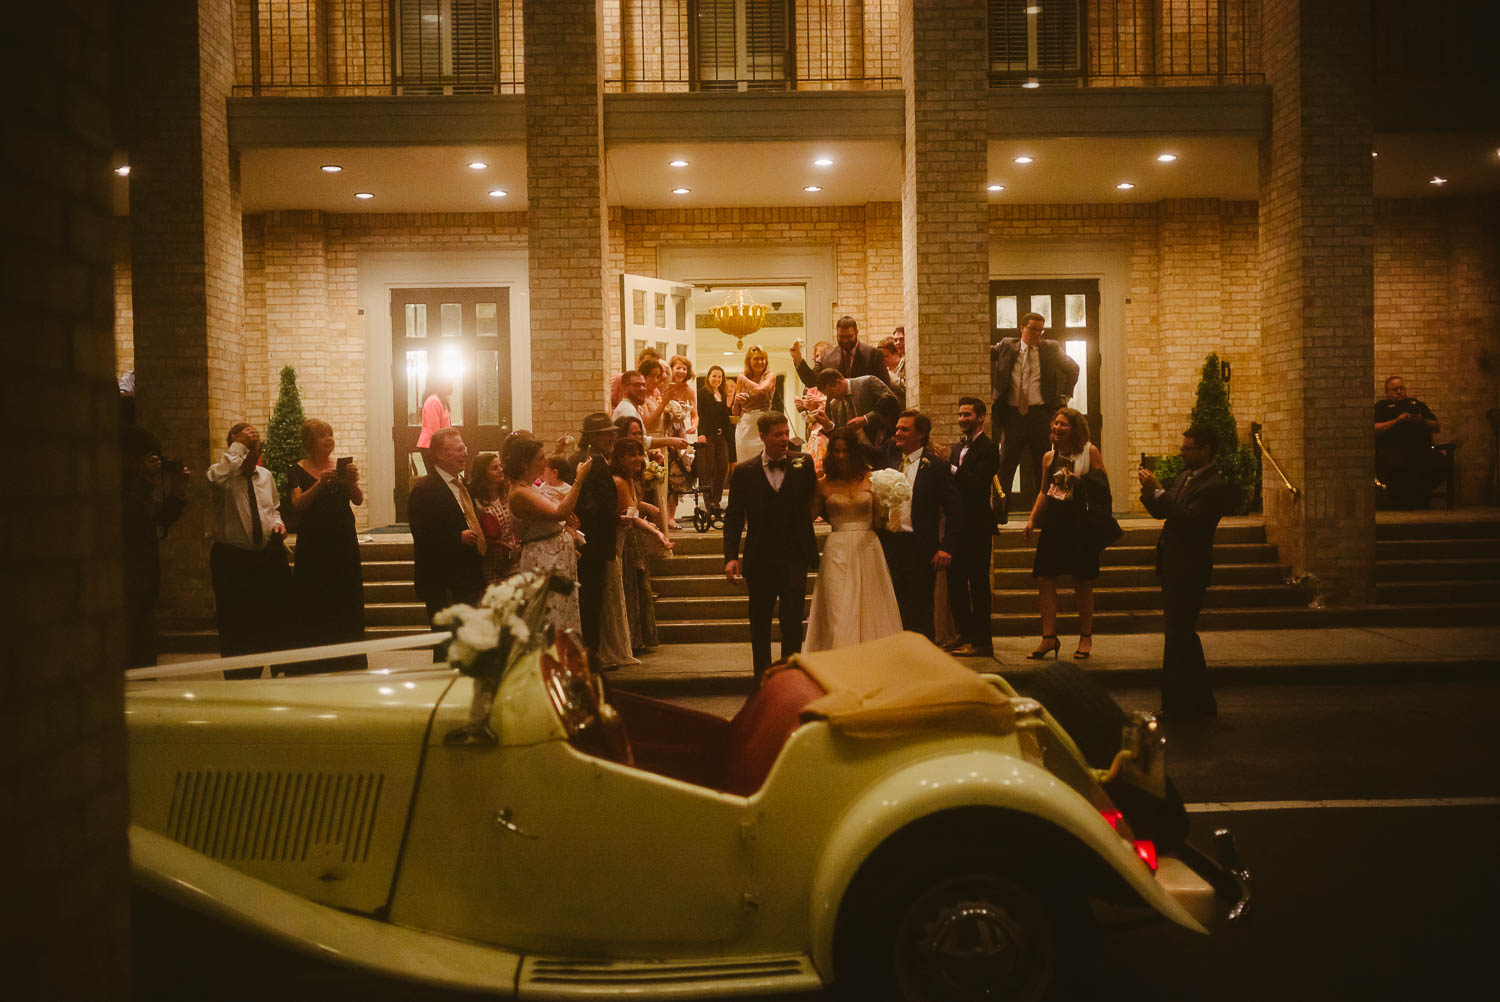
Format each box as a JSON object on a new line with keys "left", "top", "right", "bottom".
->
{"left": 1100, "top": 808, "right": 1124, "bottom": 832}
{"left": 1133, "top": 839, "right": 1158, "bottom": 872}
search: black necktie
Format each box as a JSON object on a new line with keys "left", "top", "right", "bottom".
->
{"left": 245, "top": 468, "right": 263, "bottom": 546}
{"left": 841, "top": 350, "right": 852, "bottom": 376}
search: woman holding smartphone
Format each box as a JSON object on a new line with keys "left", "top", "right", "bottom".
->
{"left": 287, "top": 417, "right": 366, "bottom": 671}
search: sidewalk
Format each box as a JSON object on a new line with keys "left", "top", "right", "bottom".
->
{"left": 604, "top": 625, "right": 1500, "bottom": 696}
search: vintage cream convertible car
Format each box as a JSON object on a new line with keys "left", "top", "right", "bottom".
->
{"left": 126, "top": 629, "right": 1249, "bottom": 1001}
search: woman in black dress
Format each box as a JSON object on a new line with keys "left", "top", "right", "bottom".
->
{"left": 1023, "top": 407, "right": 1107, "bottom": 661}
{"left": 695, "top": 364, "right": 734, "bottom": 513}
{"left": 287, "top": 418, "right": 366, "bottom": 671}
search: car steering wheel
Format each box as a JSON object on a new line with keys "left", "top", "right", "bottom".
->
{"left": 541, "top": 629, "right": 633, "bottom": 766}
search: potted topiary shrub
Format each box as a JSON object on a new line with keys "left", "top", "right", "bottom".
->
{"left": 1150, "top": 353, "right": 1257, "bottom": 515}
{"left": 263, "top": 365, "right": 306, "bottom": 503}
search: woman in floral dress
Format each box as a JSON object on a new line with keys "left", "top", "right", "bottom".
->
{"left": 504, "top": 437, "right": 589, "bottom": 635}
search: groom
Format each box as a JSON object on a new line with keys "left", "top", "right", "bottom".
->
{"left": 877, "top": 409, "right": 962, "bottom": 640}
{"left": 724, "top": 412, "right": 820, "bottom": 682}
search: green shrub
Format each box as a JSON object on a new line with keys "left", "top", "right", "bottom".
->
{"left": 1154, "top": 353, "right": 1256, "bottom": 515}
{"left": 264, "top": 365, "right": 306, "bottom": 498}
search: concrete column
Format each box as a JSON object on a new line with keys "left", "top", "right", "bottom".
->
{"left": 122, "top": 0, "right": 245, "bottom": 622}
{"left": 523, "top": 0, "right": 610, "bottom": 439}
{"left": 899, "top": 0, "right": 990, "bottom": 413}
{"left": 2, "top": 1, "right": 131, "bottom": 994}
{"left": 1258, "top": 0, "right": 1376, "bottom": 604}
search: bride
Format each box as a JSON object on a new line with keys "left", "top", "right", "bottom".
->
{"left": 804, "top": 428, "right": 904, "bottom": 651}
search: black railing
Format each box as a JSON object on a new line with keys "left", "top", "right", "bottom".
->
{"left": 233, "top": 0, "right": 523, "bottom": 97}
{"left": 987, "top": 0, "right": 1263, "bottom": 88}
{"left": 605, "top": 0, "right": 900, "bottom": 94}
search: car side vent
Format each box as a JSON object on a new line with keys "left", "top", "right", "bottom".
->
{"left": 521, "top": 956, "right": 819, "bottom": 992}
{"left": 165, "top": 770, "right": 384, "bottom": 863}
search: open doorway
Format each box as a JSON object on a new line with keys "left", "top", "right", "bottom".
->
{"left": 691, "top": 282, "right": 811, "bottom": 442}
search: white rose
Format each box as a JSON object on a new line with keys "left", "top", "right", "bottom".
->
{"left": 433, "top": 603, "right": 475, "bottom": 628}
{"left": 506, "top": 614, "right": 531, "bottom": 644}
{"left": 456, "top": 611, "right": 502, "bottom": 652}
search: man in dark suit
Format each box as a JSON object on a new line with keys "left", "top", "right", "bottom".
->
{"left": 877, "top": 410, "right": 963, "bottom": 640}
{"left": 791, "top": 315, "right": 892, "bottom": 389}
{"left": 408, "top": 427, "right": 485, "bottom": 659}
{"left": 991, "top": 311, "right": 1080, "bottom": 514}
{"left": 570, "top": 413, "right": 620, "bottom": 660}
{"left": 814, "top": 368, "right": 901, "bottom": 456}
{"left": 1137, "top": 424, "right": 1238, "bottom": 720}
{"left": 723, "top": 412, "right": 820, "bottom": 682}
{"left": 933, "top": 396, "right": 1000, "bottom": 657}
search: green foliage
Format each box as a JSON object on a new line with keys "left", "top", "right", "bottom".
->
{"left": 264, "top": 365, "right": 306, "bottom": 498}
{"left": 1154, "top": 353, "right": 1257, "bottom": 515}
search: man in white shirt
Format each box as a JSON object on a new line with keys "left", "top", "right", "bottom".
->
{"left": 876, "top": 410, "right": 962, "bottom": 640}
{"left": 990, "top": 311, "right": 1080, "bottom": 515}
{"left": 612, "top": 366, "right": 667, "bottom": 429}
{"left": 206, "top": 422, "right": 292, "bottom": 676}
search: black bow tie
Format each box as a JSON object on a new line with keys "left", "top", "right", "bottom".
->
{"left": 766, "top": 457, "right": 788, "bottom": 470}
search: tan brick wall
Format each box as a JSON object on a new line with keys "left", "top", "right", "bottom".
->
{"left": 1258, "top": 0, "right": 1375, "bottom": 604}
{"left": 113, "top": 217, "right": 133, "bottom": 374}
{"left": 1374, "top": 196, "right": 1500, "bottom": 506}
{"left": 524, "top": 0, "right": 610, "bottom": 441}
{"left": 3, "top": 1, "right": 130, "bottom": 994}
{"left": 902, "top": 0, "right": 992, "bottom": 412}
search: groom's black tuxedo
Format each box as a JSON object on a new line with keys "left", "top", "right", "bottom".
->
{"left": 724, "top": 453, "right": 819, "bottom": 680}
{"left": 947, "top": 432, "right": 1000, "bottom": 653}
{"left": 876, "top": 444, "right": 962, "bottom": 640}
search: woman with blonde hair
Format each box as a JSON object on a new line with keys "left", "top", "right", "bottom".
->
{"left": 286, "top": 417, "right": 365, "bottom": 671}
{"left": 731, "top": 344, "right": 777, "bottom": 464}
{"left": 1023, "top": 407, "right": 1110, "bottom": 660}
{"left": 661, "top": 354, "right": 699, "bottom": 530}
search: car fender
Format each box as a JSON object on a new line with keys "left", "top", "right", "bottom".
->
{"left": 130, "top": 825, "right": 522, "bottom": 993}
{"left": 806, "top": 749, "right": 1207, "bottom": 976}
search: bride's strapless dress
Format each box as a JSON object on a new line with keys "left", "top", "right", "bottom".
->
{"left": 804, "top": 488, "right": 904, "bottom": 652}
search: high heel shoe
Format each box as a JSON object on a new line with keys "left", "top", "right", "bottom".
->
{"left": 1027, "top": 635, "right": 1060, "bottom": 660}
{"left": 1074, "top": 634, "right": 1093, "bottom": 660}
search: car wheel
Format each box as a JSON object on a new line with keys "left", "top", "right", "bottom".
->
{"left": 838, "top": 850, "right": 1079, "bottom": 1002}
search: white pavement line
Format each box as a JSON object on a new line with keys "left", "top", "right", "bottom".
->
{"left": 1186, "top": 796, "right": 1500, "bottom": 813}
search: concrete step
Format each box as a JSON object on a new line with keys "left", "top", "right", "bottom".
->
{"left": 991, "top": 583, "right": 1306, "bottom": 612}
{"left": 992, "top": 563, "right": 1288, "bottom": 589}
{"left": 991, "top": 523, "right": 1265, "bottom": 549}
{"left": 1375, "top": 558, "right": 1500, "bottom": 583}
{"left": 357, "top": 539, "right": 415, "bottom": 560}
{"left": 654, "top": 573, "right": 818, "bottom": 597}
{"left": 1375, "top": 519, "right": 1500, "bottom": 541}
{"left": 992, "top": 543, "right": 1279, "bottom": 568}
{"left": 365, "top": 601, "right": 429, "bottom": 627}
{"left": 364, "top": 580, "right": 417, "bottom": 602}
{"left": 1375, "top": 580, "right": 1500, "bottom": 604}
{"left": 362, "top": 560, "right": 415, "bottom": 582}
{"left": 1377, "top": 538, "right": 1500, "bottom": 560}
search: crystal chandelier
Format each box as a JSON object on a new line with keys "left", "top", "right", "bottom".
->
{"left": 708, "top": 291, "right": 768, "bottom": 350}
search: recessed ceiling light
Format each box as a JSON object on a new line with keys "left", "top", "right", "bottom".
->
{"left": 813, "top": 157, "right": 834, "bottom": 167}
{"left": 320, "top": 164, "right": 342, "bottom": 173}
{"left": 1429, "top": 176, "right": 1447, "bottom": 186}
{"left": 1013, "top": 156, "right": 1034, "bottom": 165}
{"left": 988, "top": 184, "right": 1006, "bottom": 192}
{"left": 671, "top": 187, "right": 690, "bottom": 195}
{"left": 1115, "top": 182, "right": 1136, "bottom": 190}
{"left": 355, "top": 192, "right": 374, "bottom": 199}
{"left": 803, "top": 185, "right": 823, "bottom": 192}
{"left": 1156, "top": 153, "right": 1177, "bottom": 163}
{"left": 668, "top": 159, "right": 689, "bottom": 167}
{"left": 488, "top": 189, "right": 508, "bottom": 198}
{"left": 1025, "top": 5, "right": 1042, "bottom": 12}
{"left": 467, "top": 161, "right": 487, "bottom": 170}
{"left": 114, "top": 165, "right": 130, "bottom": 177}
{"left": 1021, "top": 79, "right": 1040, "bottom": 89}
{"left": 1371, "top": 151, "right": 1379, "bottom": 158}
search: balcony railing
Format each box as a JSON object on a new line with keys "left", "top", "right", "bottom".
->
{"left": 603, "top": 0, "right": 900, "bottom": 94}
{"left": 987, "top": 0, "right": 1263, "bottom": 89}
{"left": 232, "top": 0, "right": 524, "bottom": 97}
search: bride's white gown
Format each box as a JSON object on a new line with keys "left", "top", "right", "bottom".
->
{"left": 804, "top": 488, "right": 904, "bottom": 652}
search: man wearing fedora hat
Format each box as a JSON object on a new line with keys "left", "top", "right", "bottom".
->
{"left": 571, "top": 412, "right": 620, "bottom": 658}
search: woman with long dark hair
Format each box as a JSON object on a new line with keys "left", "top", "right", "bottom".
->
{"left": 505, "top": 437, "right": 589, "bottom": 635}
{"left": 696, "top": 364, "right": 733, "bottom": 513}
{"left": 467, "top": 450, "right": 519, "bottom": 584}
{"left": 803, "top": 428, "right": 902, "bottom": 651}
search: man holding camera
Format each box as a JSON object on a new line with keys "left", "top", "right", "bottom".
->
{"left": 206, "top": 422, "right": 292, "bottom": 677}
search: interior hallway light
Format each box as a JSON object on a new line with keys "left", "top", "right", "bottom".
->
{"left": 1429, "top": 176, "right": 1447, "bottom": 186}
{"left": 114, "top": 165, "right": 131, "bottom": 177}
{"left": 668, "top": 159, "right": 689, "bottom": 167}
{"left": 355, "top": 192, "right": 374, "bottom": 199}
{"left": 1116, "top": 182, "right": 1136, "bottom": 190}
{"left": 320, "top": 164, "right": 342, "bottom": 173}
{"left": 467, "top": 161, "right": 487, "bottom": 170}
{"left": 1156, "top": 153, "right": 1177, "bottom": 163}
{"left": 1013, "top": 155, "right": 1034, "bottom": 164}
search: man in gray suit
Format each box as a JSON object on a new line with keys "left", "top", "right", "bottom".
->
{"left": 792, "top": 315, "right": 892, "bottom": 389}
{"left": 991, "top": 310, "right": 1080, "bottom": 513}
{"left": 815, "top": 367, "right": 901, "bottom": 457}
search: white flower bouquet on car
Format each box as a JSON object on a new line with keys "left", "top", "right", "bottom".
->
{"left": 434, "top": 570, "right": 557, "bottom": 682}
{"left": 870, "top": 467, "right": 913, "bottom": 532}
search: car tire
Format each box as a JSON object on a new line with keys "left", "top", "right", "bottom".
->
{"left": 835, "top": 844, "right": 1086, "bottom": 1002}
{"left": 1020, "top": 661, "right": 1189, "bottom": 851}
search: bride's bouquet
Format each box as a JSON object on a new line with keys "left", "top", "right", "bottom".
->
{"left": 870, "top": 468, "right": 913, "bottom": 532}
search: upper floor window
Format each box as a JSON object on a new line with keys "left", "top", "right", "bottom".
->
{"left": 988, "top": 0, "right": 1081, "bottom": 81}
{"left": 396, "top": 0, "right": 498, "bottom": 95}
{"left": 696, "top": 0, "right": 790, "bottom": 91}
